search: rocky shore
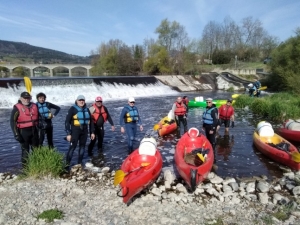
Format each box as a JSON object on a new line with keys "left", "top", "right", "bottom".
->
{"left": 1, "top": 164, "right": 300, "bottom": 225}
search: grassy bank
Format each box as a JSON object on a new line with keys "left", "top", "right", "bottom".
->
{"left": 234, "top": 92, "right": 300, "bottom": 122}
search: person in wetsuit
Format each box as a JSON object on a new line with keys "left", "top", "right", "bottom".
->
{"left": 65, "top": 95, "right": 95, "bottom": 169}
{"left": 87, "top": 96, "right": 115, "bottom": 156}
{"left": 202, "top": 97, "right": 219, "bottom": 159}
{"left": 171, "top": 96, "right": 188, "bottom": 138}
{"left": 119, "top": 97, "right": 143, "bottom": 154}
{"left": 10, "top": 92, "right": 39, "bottom": 166}
{"left": 36, "top": 92, "right": 60, "bottom": 148}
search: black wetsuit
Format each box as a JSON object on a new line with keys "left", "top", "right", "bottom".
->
{"left": 88, "top": 105, "right": 114, "bottom": 155}
{"left": 10, "top": 101, "right": 39, "bottom": 165}
{"left": 202, "top": 104, "right": 219, "bottom": 148}
{"left": 36, "top": 102, "right": 60, "bottom": 148}
{"left": 65, "top": 103, "right": 94, "bottom": 167}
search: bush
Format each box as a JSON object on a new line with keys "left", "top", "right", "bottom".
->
{"left": 37, "top": 209, "right": 64, "bottom": 222}
{"left": 22, "top": 146, "right": 66, "bottom": 178}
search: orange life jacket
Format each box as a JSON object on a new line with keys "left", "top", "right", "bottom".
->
{"left": 15, "top": 103, "right": 39, "bottom": 128}
{"left": 174, "top": 102, "right": 187, "bottom": 116}
{"left": 219, "top": 105, "right": 234, "bottom": 120}
{"left": 91, "top": 104, "right": 108, "bottom": 124}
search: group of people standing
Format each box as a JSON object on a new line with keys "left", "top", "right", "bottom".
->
{"left": 173, "top": 95, "right": 235, "bottom": 162}
{"left": 10, "top": 92, "right": 143, "bottom": 170}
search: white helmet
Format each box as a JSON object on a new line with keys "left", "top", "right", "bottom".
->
{"left": 248, "top": 83, "right": 253, "bottom": 88}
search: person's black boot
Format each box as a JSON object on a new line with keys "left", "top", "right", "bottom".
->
{"left": 88, "top": 149, "right": 93, "bottom": 157}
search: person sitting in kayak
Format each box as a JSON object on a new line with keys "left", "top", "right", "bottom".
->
{"left": 217, "top": 98, "right": 235, "bottom": 133}
{"left": 248, "top": 83, "right": 257, "bottom": 97}
{"left": 171, "top": 96, "right": 188, "bottom": 138}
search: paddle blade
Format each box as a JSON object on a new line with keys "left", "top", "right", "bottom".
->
{"left": 232, "top": 94, "right": 240, "bottom": 99}
{"left": 114, "top": 170, "right": 126, "bottom": 186}
{"left": 258, "top": 86, "right": 267, "bottom": 90}
{"left": 197, "top": 153, "right": 205, "bottom": 162}
{"left": 24, "top": 77, "right": 32, "bottom": 94}
{"left": 153, "top": 124, "right": 160, "bottom": 131}
{"left": 291, "top": 152, "right": 300, "bottom": 163}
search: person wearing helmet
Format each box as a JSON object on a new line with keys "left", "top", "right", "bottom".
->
{"left": 119, "top": 97, "right": 143, "bottom": 154}
{"left": 253, "top": 79, "right": 261, "bottom": 97}
{"left": 248, "top": 83, "right": 257, "bottom": 97}
{"left": 87, "top": 96, "right": 115, "bottom": 157}
{"left": 36, "top": 92, "right": 61, "bottom": 148}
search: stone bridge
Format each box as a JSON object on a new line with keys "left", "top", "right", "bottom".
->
{"left": 0, "top": 63, "right": 93, "bottom": 77}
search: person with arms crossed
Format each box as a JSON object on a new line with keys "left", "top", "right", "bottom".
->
{"left": 36, "top": 92, "right": 60, "bottom": 148}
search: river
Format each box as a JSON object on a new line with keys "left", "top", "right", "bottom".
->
{"left": 0, "top": 77, "right": 292, "bottom": 179}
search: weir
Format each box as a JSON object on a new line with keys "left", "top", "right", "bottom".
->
{"left": 0, "top": 76, "right": 178, "bottom": 108}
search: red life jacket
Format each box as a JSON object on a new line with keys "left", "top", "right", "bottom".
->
{"left": 91, "top": 104, "right": 108, "bottom": 123}
{"left": 15, "top": 103, "right": 39, "bottom": 128}
{"left": 174, "top": 102, "right": 187, "bottom": 116}
{"left": 219, "top": 104, "right": 234, "bottom": 120}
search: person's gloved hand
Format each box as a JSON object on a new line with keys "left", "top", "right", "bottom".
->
{"left": 231, "top": 121, "right": 235, "bottom": 128}
{"left": 15, "top": 134, "right": 24, "bottom": 143}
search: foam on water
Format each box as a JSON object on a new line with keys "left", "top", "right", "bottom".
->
{"left": 0, "top": 80, "right": 178, "bottom": 108}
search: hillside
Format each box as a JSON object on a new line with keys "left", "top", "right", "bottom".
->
{"left": 0, "top": 40, "right": 92, "bottom": 64}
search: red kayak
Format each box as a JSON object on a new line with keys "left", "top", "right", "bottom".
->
{"left": 174, "top": 128, "right": 214, "bottom": 191}
{"left": 158, "top": 122, "right": 177, "bottom": 136}
{"left": 119, "top": 138, "right": 163, "bottom": 204}
{"left": 277, "top": 128, "right": 300, "bottom": 142}
{"left": 253, "top": 131, "right": 300, "bottom": 170}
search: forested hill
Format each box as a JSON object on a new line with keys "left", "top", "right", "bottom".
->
{"left": 0, "top": 40, "right": 92, "bottom": 64}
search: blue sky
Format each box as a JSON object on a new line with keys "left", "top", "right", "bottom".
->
{"left": 0, "top": 0, "right": 299, "bottom": 56}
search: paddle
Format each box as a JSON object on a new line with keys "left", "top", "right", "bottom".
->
{"left": 153, "top": 124, "right": 160, "bottom": 131}
{"left": 113, "top": 162, "right": 151, "bottom": 186}
{"left": 196, "top": 141, "right": 206, "bottom": 162}
{"left": 153, "top": 116, "right": 169, "bottom": 131}
{"left": 24, "top": 76, "right": 32, "bottom": 94}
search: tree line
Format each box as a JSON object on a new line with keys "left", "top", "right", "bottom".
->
{"left": 91, "top": 16, "right": 280, "bottom": 76}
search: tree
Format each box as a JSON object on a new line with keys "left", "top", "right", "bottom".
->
{"left": 267, "top": 29, "right": 300, "bottom": 93}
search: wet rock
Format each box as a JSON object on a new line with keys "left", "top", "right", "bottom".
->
{"left": 101, "top": 167, "right": 110, "bottom": 174}
{"left": 246, "top": 182, "right": 255, "bottom": 193}
{"left": 258, "top": 193, "right": 269, "bottom": 204}
{"left": 210, "top": 175, "right": 223, "bottom": 184}
{"left": 228, "top": 182, "right": 239, "bottom": 192}
{"left": 292, "top": 186, "right": 300, "bottom": 196}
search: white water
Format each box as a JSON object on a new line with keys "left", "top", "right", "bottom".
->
{"left": 0, "top": 81, "right": 178, "bottom": 108}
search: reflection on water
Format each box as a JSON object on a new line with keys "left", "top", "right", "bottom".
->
{"left": 216, "top": 131, "right": 234, "bottom": 161}
{"left": 1, "top": 91, "right": 299, "bottom": 179}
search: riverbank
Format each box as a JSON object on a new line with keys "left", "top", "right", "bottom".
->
{"left": 1, "top": 164, "right": 300, "bottom": 225}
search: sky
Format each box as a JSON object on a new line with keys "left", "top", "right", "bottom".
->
{"left": 0, "top": 0, "right": 299, "bottom": 57}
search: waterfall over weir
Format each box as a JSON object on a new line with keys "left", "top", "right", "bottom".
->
{"left": 0, "top": 76, "right": 178, "bottom": 108}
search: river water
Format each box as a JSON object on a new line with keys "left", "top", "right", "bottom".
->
{"left": 0, "top": 78, "right": 295, "bottom": 180}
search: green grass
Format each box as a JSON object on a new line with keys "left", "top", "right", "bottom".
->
{"left": 21, "top": 146, "right": 66, "bottom": 178}
{"left": 37, "top": 209, "right": 64, "bottom": 222}
{"left": 233, "top": 92, "right": 300, "bottom": 122}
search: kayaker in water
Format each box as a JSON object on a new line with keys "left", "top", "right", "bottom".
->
{"left": 36, "top": 92, "right": 61, "bottom": 148}
{"left": 10, "top": 92, "right": 39, "bottom": 166}
{"left": 87, "top": 96, "right": 115, "bottom": 156}
{"left": 248, "top": 83, "right": 258, "bottom": 97}
{"left": 119, "top": 97, "right": 143, "bottom": 154}
{"left": 65, "top": 95, "right": 95, "bottom": 170}
{"left": 202, "top": 98, "right": 219, "bottom": 158}
{"left": 254, "top": 79, "right": 261, "bottom": 97}
{"left": 171, "top": 96, "right": 188, "bottom": 138}
{"left": 217, "top": 98, "right": 235, "bottom": 133}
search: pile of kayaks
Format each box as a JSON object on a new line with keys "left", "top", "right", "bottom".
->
{"left": 114, "top": 128, "right": 214, "bottom": 203}
{"left": 188, "top": 96, "right": 235, "bottom": 108}
{"left": 153, "top": 110, "right": 177, "bottom": 137}
{"left": 253, "top": 121, "right": 300, "bottom": 171}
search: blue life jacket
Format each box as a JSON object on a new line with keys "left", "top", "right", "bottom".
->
{"left": 125, "top": 105, "right": 139, "bottom": 123}
{"left": 202, "top": 107, "right": 216, "bottom": 124}
{"left": 36, "top": 102, "right": 51, "bottom": 119}
{"left": 73, "top": 104, "right": 90, "bottom": 126}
